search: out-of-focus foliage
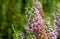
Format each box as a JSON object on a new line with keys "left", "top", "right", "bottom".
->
{"left": 0, "top": 0, "right": 59, "bottom": 39}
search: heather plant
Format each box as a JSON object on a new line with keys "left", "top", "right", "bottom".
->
{"left": 25, "top": 0, "right": 49, "bottom": 39}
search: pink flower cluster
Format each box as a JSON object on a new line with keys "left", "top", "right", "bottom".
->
{"left": 25, "top": 0, "right": 58, "bottom": 39}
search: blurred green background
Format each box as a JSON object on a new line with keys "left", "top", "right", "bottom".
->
{"left": 0, "top": 0, "right": 59, "bottom": 39}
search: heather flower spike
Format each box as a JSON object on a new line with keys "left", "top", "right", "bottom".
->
{"left": 25, "top": 0, "right": 48, "bottom": 39}
{"left": 53, "top": 2, "right": 60, "bottom": 36}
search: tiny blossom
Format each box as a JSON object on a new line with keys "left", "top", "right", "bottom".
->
{"left": 35, "top": 0, "right": 42, "bottom": 9}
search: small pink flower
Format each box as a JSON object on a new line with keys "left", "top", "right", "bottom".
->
{"left": 35, "top": 1, "right": 42, "bottom": 9}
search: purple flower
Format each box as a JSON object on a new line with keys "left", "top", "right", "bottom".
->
{"left": 35, "top": 0, "right": 42, "bottom": 9}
